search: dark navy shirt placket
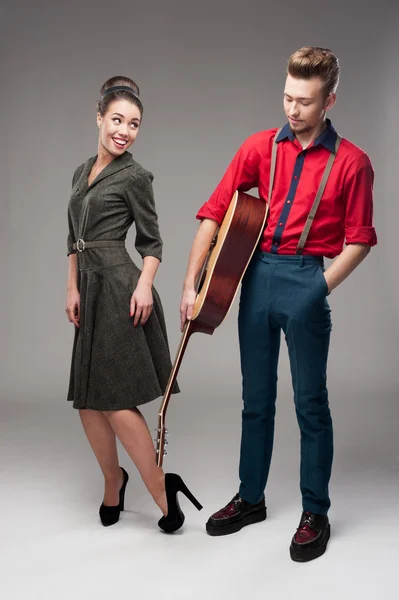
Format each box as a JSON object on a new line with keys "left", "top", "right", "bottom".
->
{"left": 271, "top": 149, "right": 307, "bottom": 254}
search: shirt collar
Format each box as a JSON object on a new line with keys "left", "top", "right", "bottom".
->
{"left": 276, "top": 118, "right": 338, "bottom": 153}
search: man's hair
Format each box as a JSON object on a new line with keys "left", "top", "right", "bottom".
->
{"left": 287, "top": 47, "right": 340, "bottom": 96}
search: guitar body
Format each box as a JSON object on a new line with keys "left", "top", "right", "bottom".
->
{"left": 191, "top": 190, "right": 268, "bottom": 331}
{"left": 156, "top": 191, "right": 268, "bottom": 465}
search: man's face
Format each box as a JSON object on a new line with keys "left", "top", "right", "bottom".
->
{"left": 283, "top": 74, "right": 336, "bottom": 136}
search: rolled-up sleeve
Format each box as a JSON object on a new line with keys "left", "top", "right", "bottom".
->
{"left": 344, "top": 153, "right": 377, "bottom": 246}
{"left": 196, "top": 135, "right": 261, "bottom": 224}
{"left": 125, "top": 170, "right": 163, "bottom": 262}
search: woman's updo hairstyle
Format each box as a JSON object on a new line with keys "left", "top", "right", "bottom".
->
{"left": 97, "top": 76, "right": 143, "bottom": 117}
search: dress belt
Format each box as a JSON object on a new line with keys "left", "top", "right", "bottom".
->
{"left": 73, "top": 239, "right": 125, "bottom": 252}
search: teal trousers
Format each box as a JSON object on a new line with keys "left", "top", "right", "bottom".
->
{"left": 238, "top": 251, "right": 333, "bottom": 515}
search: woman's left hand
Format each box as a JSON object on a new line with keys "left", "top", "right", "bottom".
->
{"left": 130, "top": 282, "right": 153, "bottom": 326}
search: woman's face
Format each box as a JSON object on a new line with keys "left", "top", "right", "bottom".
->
{"left": 97, "top": 99, "right": 142, "bottom": 158}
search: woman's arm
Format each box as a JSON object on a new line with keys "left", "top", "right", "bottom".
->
{"left": 66, "top": 253, "right": 80, "bottom": 327}
{"left": 130, "top": 256, "right": 160, "bottom": 327}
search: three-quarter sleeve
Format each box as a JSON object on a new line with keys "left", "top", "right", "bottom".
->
{"left": 67, "top": 165, "right": 84, "bottom": 256}
{"left": 67, "top": 209, "right": 76, "bottom": 256}
{"left": 343, "top": 153, "right": 377, "bottom": 247}
{"left": 125, "top": 169, "right": 163, "bottom": 262}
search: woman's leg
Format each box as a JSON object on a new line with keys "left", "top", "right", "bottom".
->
{"left": 105, "top": 408, "right": 167, "bottom": 515}
{"left": 79, "top": 409, "right": 124, "bottom": 506}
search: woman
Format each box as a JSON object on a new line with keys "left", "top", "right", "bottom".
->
{"left": 65, "top": 76, "right": 201, "bottom": 532}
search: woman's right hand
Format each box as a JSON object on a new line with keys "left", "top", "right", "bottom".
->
{"left": 180, "top": 285, "right": 197, "bottom": 332}
{"left": 66, "top": 288, "right": 80, "bottom": 327}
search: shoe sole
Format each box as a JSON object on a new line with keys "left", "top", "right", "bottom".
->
{"left": 289, "top": 524, "right": 330, "bottom": 562}
{"left": 206, "top": 507, "right": 267, "bottom": 536}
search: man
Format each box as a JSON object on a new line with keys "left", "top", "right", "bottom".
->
{"left": 180, "top": 47, "right": 376, "bottom": 562}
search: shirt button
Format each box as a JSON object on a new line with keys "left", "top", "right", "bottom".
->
{"left": 287, "top": 200, "right": 291, "bottom": 204}
{"left": 279, "top": 222, "right": 283, "bottom": 227}
{"left": 274, "top": 241, "right": 278, "bottom": 246}
{"left": 294, "top": 176, "right": 298, "bottom": 180}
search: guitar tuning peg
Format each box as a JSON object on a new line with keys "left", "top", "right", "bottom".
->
{"left": 165, "top": 429, "right": 169, "bottom": 436}
{"left": 164, "top": 440, "right": 168, "bottom": 445}
{"left": 163, "top": 450, "right": 167, "bottom": 456}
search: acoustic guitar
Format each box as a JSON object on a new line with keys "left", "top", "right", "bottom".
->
{"left": 155, "top": 190, "right": 268, "bottom": 466}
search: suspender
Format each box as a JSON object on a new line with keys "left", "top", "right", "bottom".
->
{"left": 268, "top": 128, "right": 282, "bottom": 204}
{"left": 267, "top": 131, "right": 342, "bottom": 255}
{"left": 296, "top": 135, "right": 342, "bottom": 254}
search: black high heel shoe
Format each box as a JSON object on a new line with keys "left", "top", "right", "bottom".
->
{"left": 99, "top": 467, "right": 129, "bottom": 527}
{"left": 158, "top": 473, "right": 203, "bottom": 533}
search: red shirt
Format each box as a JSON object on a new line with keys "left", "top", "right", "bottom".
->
{"left": 197, "top": 120, "right": 377, "bottom": 258}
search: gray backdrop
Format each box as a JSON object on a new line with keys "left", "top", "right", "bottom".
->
{"left": 1, "top": 0, "right": 398, "bottom": 521}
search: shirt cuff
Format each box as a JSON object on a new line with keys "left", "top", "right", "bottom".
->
{"left": 196, "top": 203, "right": 225, "bottom": 224}
{"left": 345, "top": 226, "right": 377, "bottom": 247}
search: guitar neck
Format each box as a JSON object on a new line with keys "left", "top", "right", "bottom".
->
{"left": 156, "top": 320, "right": 194, "bottom": 467}
{"left": 155, "top": 191, "right": 267, "bottom": 467}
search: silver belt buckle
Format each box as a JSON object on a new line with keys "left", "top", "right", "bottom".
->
{"left": 76, "top": 239, "right": 86, "bottom": 252}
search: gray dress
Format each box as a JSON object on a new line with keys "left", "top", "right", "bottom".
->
{"left": 67, "top": 151, "right": 179, "bottom": 411}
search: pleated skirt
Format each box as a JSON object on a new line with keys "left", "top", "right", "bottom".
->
{"left": 67, "top": 260, "right": 179, "bottom": 410}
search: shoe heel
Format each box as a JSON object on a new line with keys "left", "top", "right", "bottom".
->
{"left": 158, "top": 473, "right": 202, "bottom": 534}
{"left": 179, "top": 479, "right": 203, "bottom": 511}
{"left": 119, "top": 467, "right": 129, "bottom": 512}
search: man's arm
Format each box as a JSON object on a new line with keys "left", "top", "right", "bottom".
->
{"left": 180, "top": 134, "right": 264, "bottom": 331}
{"left": 325, "top": 151, "right": 376, "bottom": 292}
{"left": 180, "top": 218, "right": 219, "bottom": 331}
{"left": 324, "top": 243, "right": 371, "bottom": 293}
